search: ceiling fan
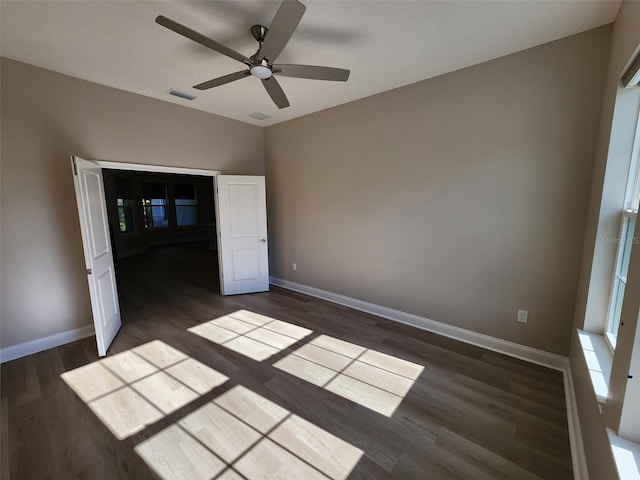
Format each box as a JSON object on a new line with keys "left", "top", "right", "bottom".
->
{"left": 156, "top": 0, "right": 350, "bottom": 109}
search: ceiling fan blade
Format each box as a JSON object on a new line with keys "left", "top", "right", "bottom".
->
{"left": 260, "top": 0, "right": 306, "bottom": 63}
{"left": 194, "top": 70, "right": 251, "bottom": 90}
{"left": 156, "top": 15, "right": 251, "bottom": 66}
{"left": 261, "top": 77, "right": 290, "bottom": 109}
{"left": 273, "top": 64, "right": 350, "bottom": 81}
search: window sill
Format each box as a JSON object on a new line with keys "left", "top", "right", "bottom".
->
{"left": 578, "top": 330, "right": 613, "bottom": 409}
{"left": 608, "top": 429, "right": 640, "bottom": 479}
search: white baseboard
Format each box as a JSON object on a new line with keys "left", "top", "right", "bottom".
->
{"left": 0, "top": 324, "right": 95, "bottom": 363}
{"left": 270, "top": 276, "right": 567, "bottom": 370}
{"left": 270, "top": 276, "right": 586, "bottom": 479}
{"left": 564, "top": 361, "right": 589, "bottom": 480}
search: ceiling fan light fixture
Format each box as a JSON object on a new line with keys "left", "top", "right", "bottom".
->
{"left": 250, "top": 65, "right": 272, "bottom": 79}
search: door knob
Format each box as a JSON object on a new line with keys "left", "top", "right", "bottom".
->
{"left": 259, "top": 238, "right": 266, "bottom": 243}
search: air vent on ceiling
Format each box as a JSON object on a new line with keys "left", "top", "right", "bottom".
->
{"left": 168, "top": 89, "right": 196, "bottom": 101}
{"left": 249, "top": 112, "right": 271, "bottom": 121}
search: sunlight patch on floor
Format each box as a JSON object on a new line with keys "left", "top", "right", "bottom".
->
{"left": 188, "top": 310, "right": 313, "bottom": 361}
{"left": 61, "top": 340, "right": 228, "bottom": 439}
{"left": 59, "top": 311, "right": 388, "bottom": 478}
{"left": 275, "top": 335, "right": 424, "bottom": 416}
{"left": 135, "top": 385, "right": 363, "bottom": 480}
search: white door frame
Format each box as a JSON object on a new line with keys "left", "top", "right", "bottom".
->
{"left": 80, "top": 159, "right": 221, "bottom": 354}
{"left": 94, "top": 160, "right": 220, "bottom": 178}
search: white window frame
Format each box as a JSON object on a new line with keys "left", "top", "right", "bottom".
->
{"left": 606, "top": 109, "right": 640, "bottom": 350}
{"left": 623, "top": 108, "right": 640, "bottom": 212}
{"left": 606, "top": 210, "right": 637, "bottom": 349}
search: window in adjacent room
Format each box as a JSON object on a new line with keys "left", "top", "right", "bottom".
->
{"left": 115, "top": 177, "right": 135, "bottom": 234}
{"left": 175, "top": 184, "right": 197, "bottom": 226}
{"left": 141, "top": 182, "right": 169, "bottom": 228}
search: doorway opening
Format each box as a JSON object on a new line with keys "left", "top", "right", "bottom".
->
{"left": 114, "top": 240, "right": 221, "bottom": 348}
{"left": 72, "top": 157, "right": 269, "bottom": 356}
{"left": 101, "top": 168, "right": 220, "bottom": 339}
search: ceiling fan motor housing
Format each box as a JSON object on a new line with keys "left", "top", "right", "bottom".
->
{"left": 250, "top": 25, "right": 268, "bottom": 44}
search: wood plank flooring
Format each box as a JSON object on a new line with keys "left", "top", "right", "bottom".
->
{"left": 1, "top": 242, "right": 573, "bottom": 479}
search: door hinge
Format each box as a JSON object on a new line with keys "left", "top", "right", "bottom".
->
{"left": 86, "top": 268, "right": 92, "bottom": 275}
{"left": 73, "top": 158, "right": 78, "bottom": 176}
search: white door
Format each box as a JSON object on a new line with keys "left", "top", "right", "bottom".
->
{"left": 215, "top": 175, "right": 269, "bottom": 295}
{"left": 71, "top": 156, "right": 121, "bottom": 356}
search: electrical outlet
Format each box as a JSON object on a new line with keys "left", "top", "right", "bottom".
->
{"left": 292, "top": 263, "right": 297, "bottom": 271}
{"left": 517, "top": 310, "right": 528, "bottom": 323}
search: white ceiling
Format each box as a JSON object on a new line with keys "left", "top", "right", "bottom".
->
{"left": 1, "top": 0, "right": 621, "bottom": 127}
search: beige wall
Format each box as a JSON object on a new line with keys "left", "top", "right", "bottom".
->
{"left": 0, "top": 58, "right": 264, "bottom": 349}
{"left": 570, "top": 2, "right": 640, "bottom": 478}
{"left": 265, "top": 26, "right": 611, "bottom": 356}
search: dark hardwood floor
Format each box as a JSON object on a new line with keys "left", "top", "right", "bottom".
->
{"left": 1, "top": 242, "right": 573, "bottom": 479}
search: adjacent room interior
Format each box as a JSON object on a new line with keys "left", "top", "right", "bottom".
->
{"left": 102, "top": 169, "right": 217, "bottom": 261}
{"left": 102, "top": 167, "right": 221, "bottom": 342}
{"left": 2, "top": 1, "right": 640, "bottom": 479}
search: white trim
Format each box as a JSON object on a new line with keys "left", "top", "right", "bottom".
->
{"left": 95, "top": 160, "right": 220, "bottom": 177}
{"left": 0, "top": 325, "right": 95, "bottom": 363}
{"left": 577, "top": 330, "right": 612, "bottom": 406}
{"left": 565, "top": 360, "right": 589, "bottom": 480}
{"left": 624, "top": 108, "right": 640, "bottom": 212}
{"left": 270, "top": 276, "right": 566, "bottom": 370}
{"left": 607, "top": 429, "right": 640, "bottom": 480}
